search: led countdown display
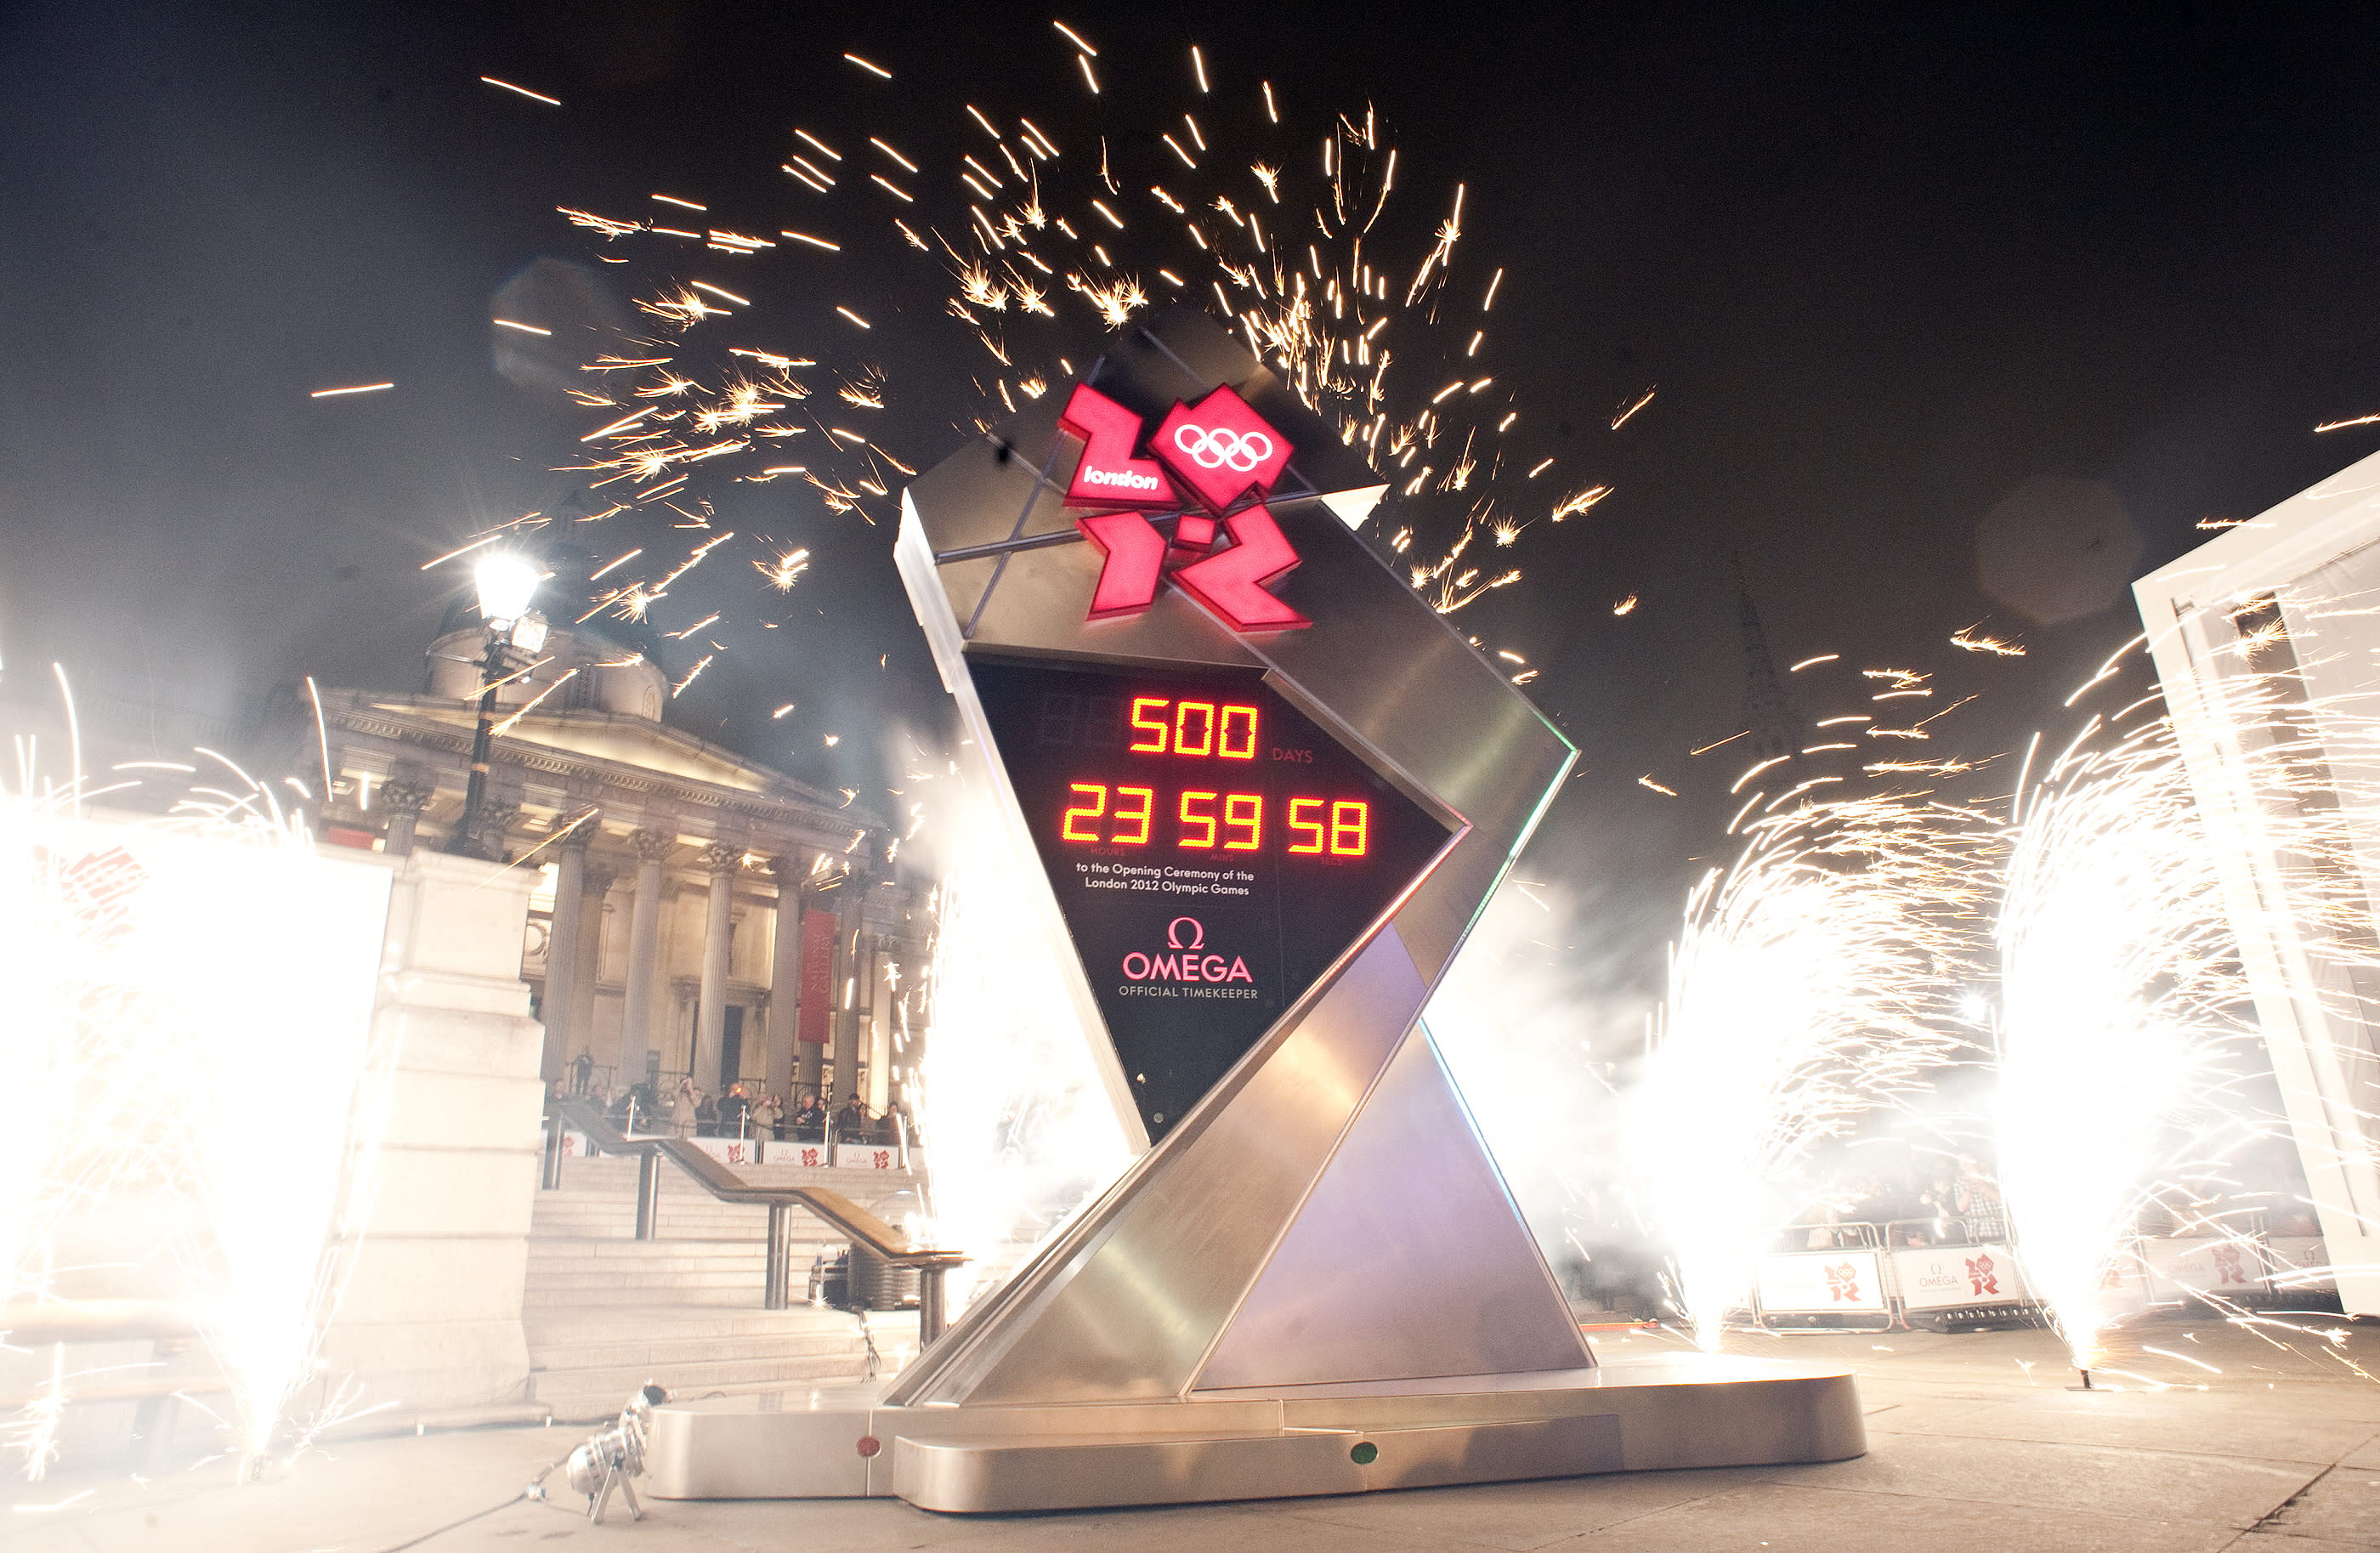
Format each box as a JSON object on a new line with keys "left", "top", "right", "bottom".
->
{"left": 971, "top": 658, "right": 1454, "bottom": 1139}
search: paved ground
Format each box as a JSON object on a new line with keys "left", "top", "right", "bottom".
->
{"left": 5, "top": 1312, "right": 2377, "bottom": 1552}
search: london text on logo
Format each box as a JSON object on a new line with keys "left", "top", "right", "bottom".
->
{"left": 1057, "top": 383, "right": 1310, "bottom": 632}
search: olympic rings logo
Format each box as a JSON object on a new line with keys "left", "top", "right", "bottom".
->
{"left": 1171, "top": 422, "right": 1275, "bottom": 473}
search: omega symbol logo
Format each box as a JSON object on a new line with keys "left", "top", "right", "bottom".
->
{"left": 1121, "top": 915, "right": 1254, "bottom": 985}
{"left": 1172, "top": 423, "right": 1275, "bottom": 474}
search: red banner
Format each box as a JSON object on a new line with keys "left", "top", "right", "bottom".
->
{"left": 798, "top": 909, "right": 838, "bottom": 1046}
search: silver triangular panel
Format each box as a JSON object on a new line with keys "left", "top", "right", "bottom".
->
{"left": 1193, "top": 1026, "right": 1590, "bottom": 1391}
{"left": 892, "top": 927, "right": 1431, "bottom": 1405}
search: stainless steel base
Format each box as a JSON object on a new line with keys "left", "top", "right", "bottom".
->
{"left": 644, "top": 1354, "right": 1864, "bottom": 1512}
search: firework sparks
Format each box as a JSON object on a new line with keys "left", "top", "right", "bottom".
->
{"left": 1997, "top": 641, "right": 2379, "bottom": 1372}
{"left": 479, "top": 76, "right": 560, "bottom": 107}
{"left": 1, "top": 683, "right": 396, "bottom": 1475}
{"left": 1634, "top": 790, "right": 1998, "bottom": 1348}
{"left": 1951, "top": 627, "right": 2026, "bottom": 656}
{"left": 531, "top": 40, "right": 1605, "bottom": 670}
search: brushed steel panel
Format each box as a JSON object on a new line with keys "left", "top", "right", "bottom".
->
{"left": 1357, "top": 1414, "right": 1624, "bottom": 1490}
{"left": 1598, "top": 1359, "right": 1867, "bottom": 1470}
{"left": 893, "top": 1429, "right": 1365, "bottom": 1513}
{"left": 643, "top": 1352, "right": 1863, "bottom": 1505}
{"left": 1194, "top": 1027, "right": 1590, "bottom": 1390}
{"left": 644, "top": 1392, "right": 875, "bottom": 1499}
{"left": 887, "top": 927, "right": 1432, "bottom": 1405}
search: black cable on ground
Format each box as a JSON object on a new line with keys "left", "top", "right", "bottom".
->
{"left": 364, "top": 1490, "right": 527, "bottom": 1552}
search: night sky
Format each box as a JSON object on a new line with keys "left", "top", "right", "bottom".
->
{"left": 10, "top": 3, "right": 2380, "bottom": 1002}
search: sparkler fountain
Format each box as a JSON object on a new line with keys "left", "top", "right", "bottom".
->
{"left": 1996, "top": 643, "right": 2378, "bottom": 1381}
{"left": 0, "top": 693, "right": 398, "bottom": 1479}
{"left": 1632, "top": 789, "right": 1996, "bottom": 1347}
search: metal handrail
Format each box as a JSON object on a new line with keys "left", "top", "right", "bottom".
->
{"left": 545, "top": 1099, "right": 964, "bottom": 1340}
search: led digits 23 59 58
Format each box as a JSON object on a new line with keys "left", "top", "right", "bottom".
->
{"left": 1054, "top": 695, "right": 1371, "bottom": 857}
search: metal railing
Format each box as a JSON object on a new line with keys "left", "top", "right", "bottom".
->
{"left": 543, "top": 1100, "right": 964, "bottom": 1341}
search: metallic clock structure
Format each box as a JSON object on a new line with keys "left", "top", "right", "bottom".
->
{"left": 645, "top": 309, "right": 1862, "bottom": 1512}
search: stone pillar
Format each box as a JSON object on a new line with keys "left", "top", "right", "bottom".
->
{"left": 866, "top": 932, "right": 895, "bottom": 1114}
{"left": 378, "top": 780, "right": 434, "bottom": 857}
{"left": 620, "top": 829, "right": 672, "bottom": 1086}
{"left": 798, "top": 878, "right": 829, "bottom": 1097}
{"left": 830, "top": 902, "right": 862, "bottom": 1103}
{"left": 695, "top": 842, "right": 740, "bottom": 1093}
{"left": 886, "top": 933, "right": 919, "bottom": 1118}
{"left": 764, "top": 855, "right": 806, "bottom": 1101}
{"left": 538, "top": 825, "right": 592, "bottom": 1086}
{"left": 316, "top": 847, "right": 542, "bottom": 1414}
{"left": 574, "top": 864, "right": 614, "bottom": 1081}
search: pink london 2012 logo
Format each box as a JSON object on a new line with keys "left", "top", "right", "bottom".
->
{"left": 1057, "top": 382, "right": 1309, "bottom": 632}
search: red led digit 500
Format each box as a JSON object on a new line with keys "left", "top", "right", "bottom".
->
{"left": 1125, "top": 697, "right": 1259, "bottom": 758}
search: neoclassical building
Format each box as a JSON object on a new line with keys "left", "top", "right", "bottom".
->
{"left": 298, "top": 604, "right": 928, "bottom": 1114}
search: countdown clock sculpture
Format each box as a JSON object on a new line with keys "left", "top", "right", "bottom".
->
{"left": 645, "top": 309, "right": 1863, "bottom": 1512}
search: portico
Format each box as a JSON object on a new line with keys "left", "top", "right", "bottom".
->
{"left": 298, "top": 610, "right": 929, "bottom": 1110}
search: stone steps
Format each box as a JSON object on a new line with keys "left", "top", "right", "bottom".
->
{"left": 520, "top": 1158, "right": 928, "bottom": 1407}
{"left": 521, "top": 1305, "right": 916, "bottom": 1421}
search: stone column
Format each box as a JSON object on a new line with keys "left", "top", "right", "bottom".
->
{"left": 538, "top": 825, "right": 592, "bottom": 1085}
{"left": 764, "top": 855, "right": 807, "bottom": 1101}
{"left": 620, "top": 829, "right": 673, "bottom": 1086}
{"left": 574, "top": 863, "right": 615, "bottom": 1082}
{"left": 378, "top": 780, "right": 434, "bottom": 857}
{"left": 798, "top": 877, "right": 829, "bottom": 1096}
{"left": 866, "top": 932, "right": 896, "bottom": 1114}
{"left": 830, "top": 901, "right": 862, "bottom": 1103}
{"left": 694, "top": 842, "right": 740, "bottom": 1093}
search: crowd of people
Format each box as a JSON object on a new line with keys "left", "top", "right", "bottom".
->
{"left": 560, "top": 1057, "right": 909, "bottom": 1145}
{"left": 1790, "top": 1154, "right": 2007, "bottom": 1247}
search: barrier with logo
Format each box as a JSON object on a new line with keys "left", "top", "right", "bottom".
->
{"left": 2138, "top": 1233, "right": 2330, "bottom": 1303}
{"left": 688, "top": 1136, "right": 765, "bottom": 1167}
{"left": 1886, "top": 1239, "right": 2032, "bottom": 1318}
{"left": 1751, "top": 1221, "right": 2047, "bottom": 1331}
{"left": 1754, "top": 1226, "right": 1895, "bottom": 1330}
{"left": 2263, "top": 1236, "right": 2337, "bottom": 1296}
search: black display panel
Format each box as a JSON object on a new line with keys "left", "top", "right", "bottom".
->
{"left": 970, "top": 657, "right": 1455, "bottom": 1140}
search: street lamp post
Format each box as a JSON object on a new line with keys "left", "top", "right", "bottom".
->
{"left": 449, "top": 553, "right": 546, "bottom": 861}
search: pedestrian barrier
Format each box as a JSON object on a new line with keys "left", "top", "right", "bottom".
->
{"left": 1750, "top": 1220, "right": 2043, "bottom": 1332}
{"left": 1746, "top": 1221, "right": 2341, "bottom": 1333}
{"left": 1878, "top": 1221, "right": 2037, "bottom": 1328}
{"left": 1753, "top": 1223, "right": 1896, "bottom": 1333}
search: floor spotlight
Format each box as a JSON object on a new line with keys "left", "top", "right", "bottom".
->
{"left": 547, "top": 1385, "right": 667, "bottom": 1524}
